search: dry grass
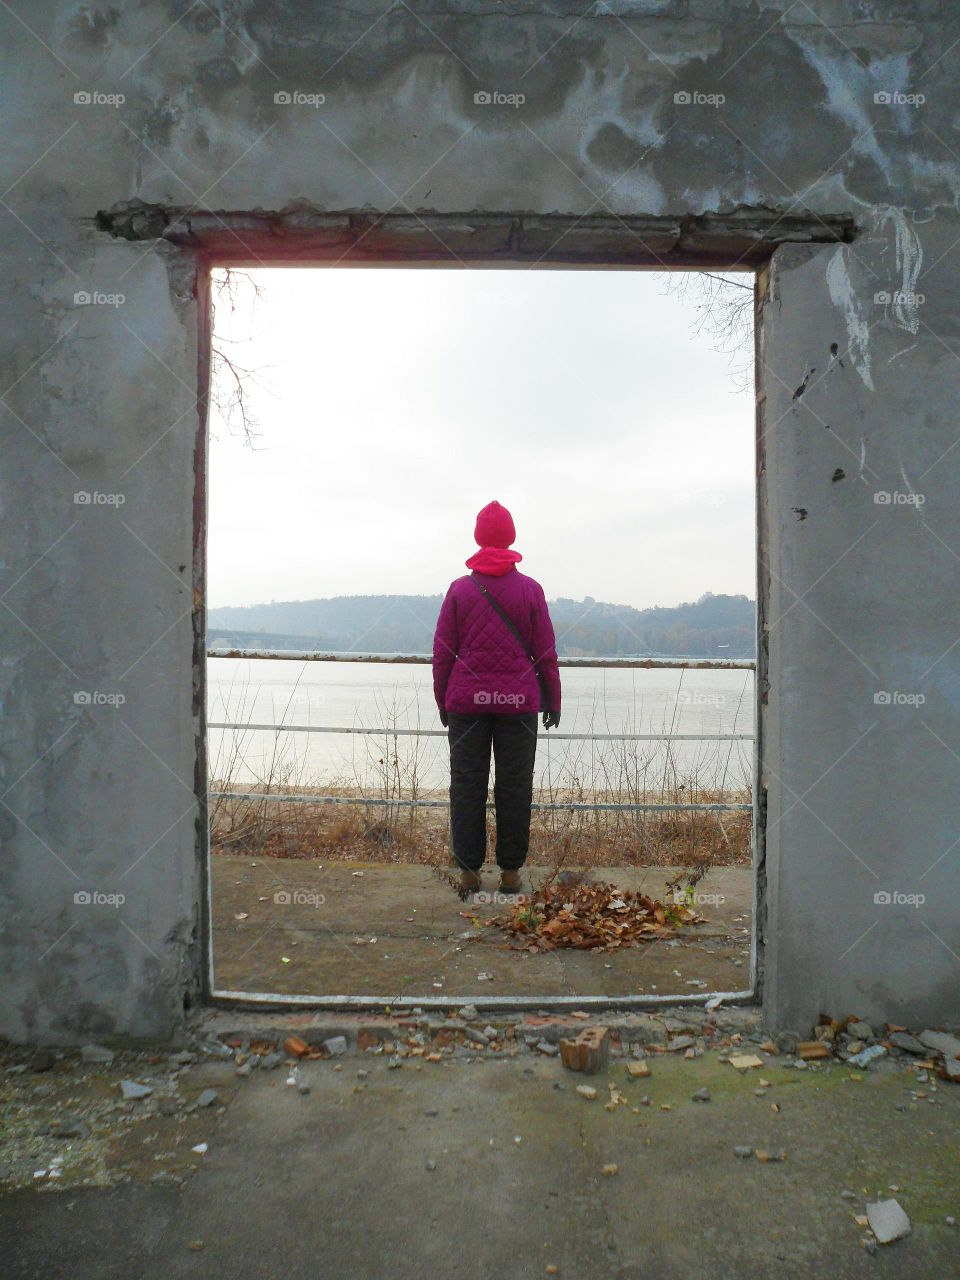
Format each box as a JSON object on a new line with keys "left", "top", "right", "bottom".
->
{"left": 208, "top": 679, "right": 753, "bottom": 873}
{"left": 209, "top": 781, "right": 751, "bottom": 870}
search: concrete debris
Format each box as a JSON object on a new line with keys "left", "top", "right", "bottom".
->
{"left": 733, "top": 1146, "right": 753, "bottom": 1159}
{"left": 537, "top": 1040, "right": 559, "bottom": 1056}
{"left": 847, "top": 1020, "right": 874, "bottom": 1041}
{"left": 119, "top": 1080, "right": 153, "bottom": 1101}
{"left": 80, "top": 1044, "right": 114, "bottom": 1064}
{"left": 458, "top": 1006, "right": 478, "bottom": 1020}
{"left": 887, "top": 1032, "right": 926, "bottom": 1056}
{"left": 200, "top": 1041, "right": 234, "bottom": 1061}
{"left": 847, "top": 1044, "right": 886, "bottom": 1069}
{"left": 323, "top": 1036, "right": 348, "bottom": 1057}
{"left": 575, "top": 1085, "right": 598, "bottom": 1100}
{"left": 866, "top": 1198, "right": 911, "bottom": 1244}
{"left": 196, "top": 1089, "right": 219, "bottom": 1108}
{"left": 51, "top": 1117, "right": 91, "bottom": 1139}
{"left": 666, "top": 1035, "right": 694, "bottom": 1052}
{"left": 692, "top": 1087, "right": 711, "bottom": 1102}
{"left": 918, "top": 1029, "right": 960, "bottom": 1058}
{"left": 260, "top": 1052, "right": 284, "bottom": 1071}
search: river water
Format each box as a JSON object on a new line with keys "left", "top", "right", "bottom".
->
{"left": 207, "top": 659, "right": 754, "bottom": 795}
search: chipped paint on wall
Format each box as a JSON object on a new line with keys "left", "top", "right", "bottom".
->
{"left": 826, "top": 245, "right": 874, "bottom": 390}
{"left": 875, "top": 206, "right": 923, "bottom": 334}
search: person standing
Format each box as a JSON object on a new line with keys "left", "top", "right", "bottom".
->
{"left": 432, "top": 501, "right": 561, "bottom": 896}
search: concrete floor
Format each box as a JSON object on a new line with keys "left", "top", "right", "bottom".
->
{"left": 2, "top": 1050, "right": 958, "bottom": 1279}
{"left": 211, "top": 856, "right": 753, "bottom": 999}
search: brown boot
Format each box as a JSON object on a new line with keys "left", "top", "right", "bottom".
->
{"left": 458, "top": 868, "right": 482, "bottom": 897}
{"left": 498, "top": 869, "right": 523, "bottom": 895}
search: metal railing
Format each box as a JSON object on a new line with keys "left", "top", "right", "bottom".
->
{"left": 206, "top": 648, "right": 755, "bottom": 813}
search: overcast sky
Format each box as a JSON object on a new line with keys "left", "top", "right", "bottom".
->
{"left": 208, "top": 267, "right": 754, "bottom": 611}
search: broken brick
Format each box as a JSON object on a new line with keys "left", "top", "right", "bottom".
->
{"left": 797, "top": 1041, "right": 830, "bottom": 1061}
{"left": 559, "top": 1027, "right": 609, "bottom": 1074}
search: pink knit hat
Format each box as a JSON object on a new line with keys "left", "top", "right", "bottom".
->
{"left": 473, "top": 500, "right": 516, "bottom": 549}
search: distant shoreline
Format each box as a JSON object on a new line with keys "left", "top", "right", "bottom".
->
{"left": 206, "top": 590, "right": 757, "bottom": 660}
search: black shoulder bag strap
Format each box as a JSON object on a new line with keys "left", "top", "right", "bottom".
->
{"left": 472, "top": 580, "right": 550, "bottom": 710}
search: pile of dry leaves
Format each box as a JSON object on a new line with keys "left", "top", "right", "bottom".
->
{"left": 485, "top": 879, "right": 705, "bottom": 952}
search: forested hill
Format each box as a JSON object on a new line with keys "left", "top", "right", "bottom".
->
{"left": 208, "top": 592, "right": 755, "bottom": 658}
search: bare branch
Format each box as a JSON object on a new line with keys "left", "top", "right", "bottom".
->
{"left": 210, "top": 268, "right": 268, "bottom": 448}
{"left": 655, "top": 271, "right": 755, "bottom": 393}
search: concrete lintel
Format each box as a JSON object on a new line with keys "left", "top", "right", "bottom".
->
{"left": 95, "top": 203, "right": 856, "bottom": 266}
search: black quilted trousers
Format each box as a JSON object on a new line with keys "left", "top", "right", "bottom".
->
{"left": 447, "top": 713, "right": 539, "bottom": 872}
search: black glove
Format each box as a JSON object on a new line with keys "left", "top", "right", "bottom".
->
{"left": 439, "top": 708, "right": 449, "bottom": 728}
{"left": 542, "top": 710, "right": 560, "bottom": 730}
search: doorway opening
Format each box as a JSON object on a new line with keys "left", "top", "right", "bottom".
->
{"left": 201, "top": 262, "right": 759, "bottom": 1008}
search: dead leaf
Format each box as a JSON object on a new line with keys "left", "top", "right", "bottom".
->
{"left": 482, "top": 879, "right": 704, "bottom": 952}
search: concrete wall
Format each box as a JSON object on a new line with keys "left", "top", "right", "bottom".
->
{"left": 1, "top": 1, "right": 957, "bottom": 1041}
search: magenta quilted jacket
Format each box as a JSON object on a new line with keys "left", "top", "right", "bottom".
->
{"left": 432, "top": 569, "right": 562, "bottom": 716}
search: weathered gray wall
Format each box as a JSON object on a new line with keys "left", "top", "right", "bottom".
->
{"left": 1, "top": 1, "right": 957, "bottom": 1041}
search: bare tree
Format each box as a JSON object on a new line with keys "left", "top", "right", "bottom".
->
{"left": 210, "top": 268, "right": 268, "bottom": 448}
{"left": 655, "top": 271, "right": 755, "bottom": 392}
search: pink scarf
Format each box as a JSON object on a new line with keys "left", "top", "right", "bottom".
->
{"left": 466, "top": 546, "right": 522, "bottom": 576}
